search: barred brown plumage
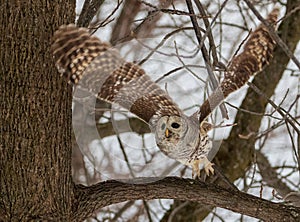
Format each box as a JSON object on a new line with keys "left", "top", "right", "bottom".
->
{"left": 51, "top": 25, "right": 182, "bottom": 123}
{"left": 51, "top": 8, "right": 279, "bottom": 178}
{"left": 199, "top": 8, "right": 279, "bottom": 123}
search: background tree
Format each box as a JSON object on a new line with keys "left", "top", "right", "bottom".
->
{"left": 1, "top": 0, "right": 300, "bottom": 221}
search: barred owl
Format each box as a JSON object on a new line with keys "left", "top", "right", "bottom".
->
{"left": 51, "top": 8, "right": 278, "bottom": 177}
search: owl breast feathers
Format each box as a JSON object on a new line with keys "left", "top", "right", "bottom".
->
{"left": 51, "top": 8, "right": 278, "bottom": 177}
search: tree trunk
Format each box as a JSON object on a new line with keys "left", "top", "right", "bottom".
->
{"left": 0, "top": 1, "right": 75, "bottom": 220}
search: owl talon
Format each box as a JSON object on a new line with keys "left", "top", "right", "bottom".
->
{"left": 204, "top": 162, "right": 215, "bottom": 176}
{"left": 191, "top": 158, "right": 214, "bottom": 178}
{"left": 203, "top": 156, "right": 214, "bottom": 176}
{"left": 192, "top": 161, "right": 200, "bottom": 179}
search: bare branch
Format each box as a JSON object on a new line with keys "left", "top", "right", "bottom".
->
{"left": 110, "top": 0, "right": 142, "bottom": 45}
{"left": 111, "top": 0, "right": 174, "bottom": 45}
{"left": 73, "top": 177, "right": 300, "bottom": 221}
{"left": 77, "top": 0, "right": 105, "bottom": 27}
{"left": 193, "top": 0, "right": 224, "bottom": 68}
{"left": 199, "top": 7, "right": 279, "bottom": 122}
{"left": 256, "top": 151, "right": 292, "bottom": 197}
{"left": 96, "top": 117, "right": 150, "bottom": 138}
{"left": 186, "top": 0, "right": 228, "bottom": 119}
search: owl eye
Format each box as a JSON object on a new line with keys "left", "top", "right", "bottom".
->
{"left": 161, "top": 123, "right": 166, "bottom": 130}
{"left": 171, "top": 122, "right": 180, "bottom": 129}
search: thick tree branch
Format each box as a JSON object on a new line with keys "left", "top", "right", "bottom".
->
{"left": 110, "top": 0, "right": 142, "bottom": 45}
{"left": 73, "top": 177, "right": 300, "bottom": 221}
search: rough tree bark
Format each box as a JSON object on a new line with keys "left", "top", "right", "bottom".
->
{"left": 0, "top": 1, "right": 75, "bottom": 221}
{"left": 74, "top": 177, "right": 300, "bottom": 222}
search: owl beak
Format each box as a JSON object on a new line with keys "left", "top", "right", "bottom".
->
{"left": 165, "top": 129, "right": 170, "bottom": 138}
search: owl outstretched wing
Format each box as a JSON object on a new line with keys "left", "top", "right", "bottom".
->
{"left": 199, "top": 8, "right": 279, "bottom": 122}
{"left": 51, "top": 25, "right": 182, "bottom": 124}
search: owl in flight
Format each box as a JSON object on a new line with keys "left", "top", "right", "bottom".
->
{"left": 51, "top": 8, "right": 278, "bottom": 177}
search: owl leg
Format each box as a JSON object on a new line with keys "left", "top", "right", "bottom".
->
{"left": 191, "top": 157, "right": 214, "bottom": 178}
{"left": 192, "top": 160, "right": 200, "bottom": 178}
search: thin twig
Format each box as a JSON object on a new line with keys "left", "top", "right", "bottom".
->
{"left": 186, "top": 0, "right": 229, "bottom": 119}
{"left": 248, "top": 82, "right": 300, "bottom": 134}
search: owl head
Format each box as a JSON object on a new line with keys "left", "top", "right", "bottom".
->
{"left": 154, "top": 115, "right": 202, "bottom": 161}
{"left": 156, "top": 116, "right": 187, "bottom": 142}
